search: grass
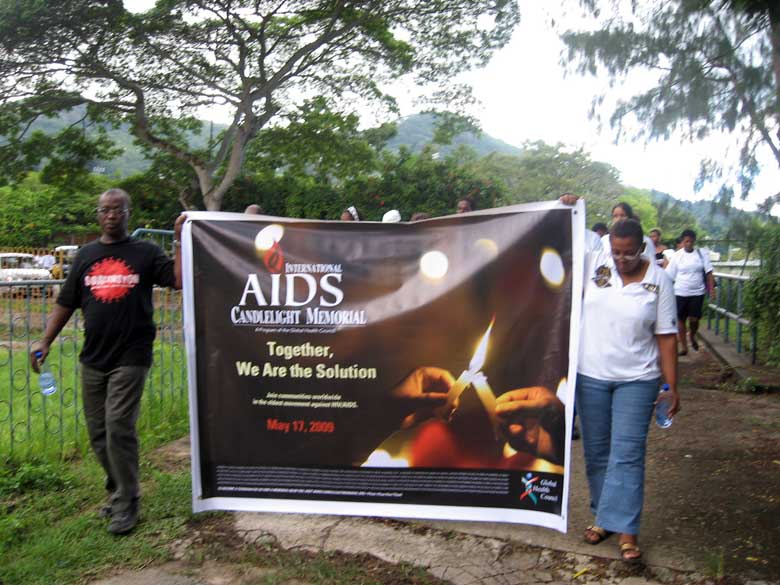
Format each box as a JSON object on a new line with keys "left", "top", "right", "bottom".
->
{"left": 1, "top": 337, "right": 188, "bottom": 464}
{"left": 0, "top": 447, "right": 448, "bottom": 585}
{"left": 0, "top": 442, "right": 194, "bottom": 584}
{"left": 704, "top": 548, "right": 726, "bottom": 580}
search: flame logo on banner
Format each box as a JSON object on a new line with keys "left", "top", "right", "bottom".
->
{"left": 255, "top": 224, "right": 285, "bottom": 274}
{"left": 264, "top": 241, "right": 284, "bottom": 273}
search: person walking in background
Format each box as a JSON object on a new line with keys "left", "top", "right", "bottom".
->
{"left": 456, "top": 196, "right": 475, "bottom": 214}
{"left": 648, "top": 228, "right": 668, "bottom": 268}
{"left": 31, "top": 189, "right": 184, "bottom": 535}
{"left": 665, "top": 229, "right": 715, "bottom": 355}
{"left": 592, "top": 222, "right": 609, "bottom": 238}
{"left": 244, "top": 204, "right": 265, "bottom": 214}
{"left": 577, "top": 218, "right": 679, "bottom": 563}
{"left": 340, "top": 205, "right": 361, "bottom": 221}
{"left": 663, "top": 235, "right": 681, "bottom": 264}
{"left": 382, "top": 209, "right": 402, "bottom": 223}
{"left": 600, "top": 202, "right": 656, "bottom": 260}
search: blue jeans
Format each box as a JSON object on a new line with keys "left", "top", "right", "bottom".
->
{"left": 575, "top": 373, "right": 659, "bottom": 535}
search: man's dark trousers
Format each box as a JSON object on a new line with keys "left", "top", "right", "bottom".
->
{"left": 81, "top": 364, "right": 149, "bottom": 512}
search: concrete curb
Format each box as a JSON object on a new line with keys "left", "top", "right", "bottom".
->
{"left": 698, "top": 328, "right": 780, "bottom": 392}
{"left": 233, "top": 512, "right": 715, "bottom": 585}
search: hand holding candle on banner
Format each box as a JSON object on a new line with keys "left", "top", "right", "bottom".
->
{"left": 365, "top": 317, "right": 566, "bottom": 470}
{"left": 495, "top": 386, "right": 565, "bottom": 465}
{"left": 390, "top": 366, "right": 453, "bottom": 429}
{"left": 440, "top": 317, "right": 500, "bottom": 437}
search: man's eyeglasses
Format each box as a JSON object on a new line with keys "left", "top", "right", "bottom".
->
{"left": 96, "top": 207, "right": 129, "bottom": 216}
{"left": 611, "top": 249, "right": 642, "bottom": 261}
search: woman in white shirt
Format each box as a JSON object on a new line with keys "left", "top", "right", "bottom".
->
{"left": 578, "top": 219, "right": 679, "bottom": 562}
{"left": 665, "top": 229, "right": 715, "bottom": 355}
{"left": 600, "top": 202, "right": 656, "bottom": 260}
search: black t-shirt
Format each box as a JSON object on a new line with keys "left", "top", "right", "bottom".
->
{"left": 57, "top": 237, "right": 176, "bottom": 370}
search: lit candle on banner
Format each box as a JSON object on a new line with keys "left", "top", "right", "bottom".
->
{"left": 445, "top": 317, "right": 500, "bottom": 437}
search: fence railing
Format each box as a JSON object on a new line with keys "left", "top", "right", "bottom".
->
{"left": 705, "top": 272, "right": 757, "bottom": 365}
{"left": 1, "top": 280, "right": 185, "bottom": 463}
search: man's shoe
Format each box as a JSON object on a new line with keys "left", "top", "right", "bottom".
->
{"left": 108, "top": 503, "right": 138, "bottom": 535}
{"left": 691, "top": 337, "right": 699, "bottom": 351}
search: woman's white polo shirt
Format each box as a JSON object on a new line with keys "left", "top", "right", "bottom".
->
{"left": 579, "top": 251, "right": 677, "bottom": 381}
{"left": 665, "top": 247, "right": 713, "bottom": 297}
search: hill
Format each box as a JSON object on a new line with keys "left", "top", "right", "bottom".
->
{"left": 650, "top": 189, "right": 755, "bottom": 241}
{"left": 27, "top": 106, "right": 219, "bottom": 177}
{"left": 22, "top": 109, "right": 521, "bottom": 177}
{"left": 11, "top": 109, "right": 756, "bottom": 233}
{"left": 387, "top": 113, "right": 523, "bottom": 157}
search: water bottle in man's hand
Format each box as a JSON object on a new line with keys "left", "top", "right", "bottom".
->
{"left": 34, "top": 350, "right": 57, "bottom": 396}
{"left": 654, "top": 383, "right": 673, "bottom": 428}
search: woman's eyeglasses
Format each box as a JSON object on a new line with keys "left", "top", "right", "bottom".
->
{"left": 611, "top": 249, "right": 642, "bottom": 261}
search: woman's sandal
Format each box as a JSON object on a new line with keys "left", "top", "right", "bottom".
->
{"left": 583, "top": 525, "right": 613, "bottom": 545}
{"left": 619, "top": 541, "right": 643, "bottom": 563}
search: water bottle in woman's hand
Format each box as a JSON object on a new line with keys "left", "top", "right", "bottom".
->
{"left": 655, "top": 383, "right": 673, "bottom": 428}
{"left": 34, "top": 350, "right": 57, "bottom": 396}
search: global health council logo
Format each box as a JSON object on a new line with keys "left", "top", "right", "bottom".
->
{"left": 520, "top": 473, "right": 560, "bottom": 506}
{"left": 520, "top": 473, "right": 539, "bottom": 504}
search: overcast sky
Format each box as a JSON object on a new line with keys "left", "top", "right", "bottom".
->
{"left": 124, "top": 1, "right": 779, "bottom": 212}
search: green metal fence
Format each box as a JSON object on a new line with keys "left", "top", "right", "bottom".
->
{"left": 705, "top": 272, "right": 757, "bottom": 364}
{"left": 0, "top": 280, "right": 186, "bottom": 463}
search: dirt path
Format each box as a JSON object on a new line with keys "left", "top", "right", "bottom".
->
{"left": 91, "top": 347, "right": 780, "bottom": 584}
{"left": 642, "top": 348, "right": 780, "bottom": 578}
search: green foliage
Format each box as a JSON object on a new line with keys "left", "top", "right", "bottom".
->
{"left": 744, "top": 224, "right": 780, "bottom": 364}
{"left": 470, "top": 142, "right": 623, "bottom": 225}
{"left": 620, "top": 187, "right": 659, "bottom": 232}
{"left": 650, "top": 190, "right": 703, "bottom": 243}
{"left": 0, "top": 462, "right": 73, "bottom": 498}
{"left": 345, "top": 146, "right": 503, "bottom": 220}
{"left": 0, "top": 173, "right": 106, "bottom": 246}
{"left": 233, "top": 144, "right": 505, "bottom": 221}
{"left": 561, "top": 0, "right": 780, "bottom": 207}
{"left": 0, "top": 0, "right": 520, "bottom": 210}
{"left": 244, "top": 97, "right": 391, "bottom": 185}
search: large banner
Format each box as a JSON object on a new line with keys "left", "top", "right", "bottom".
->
{"left": 182, "top": 201, "right": 584, "bottom": 531}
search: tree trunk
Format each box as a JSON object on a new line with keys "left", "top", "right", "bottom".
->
{"left": 195, "top": 167, "right": 219, "bottom": 211}
{"left": 201, "top": 127, "right": 251, "bottom": 211}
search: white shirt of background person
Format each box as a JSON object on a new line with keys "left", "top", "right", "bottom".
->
{"left": 665, "top": 247, "right": 714, "bottom": 297}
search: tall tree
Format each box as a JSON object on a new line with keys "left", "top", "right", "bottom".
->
{"left": 472, "top": 142, "right": 625, "bottom": 224}
{"left": 0, "top": 0, "right": 519, "bottom": 210}
{"left": 560, "top": 0, "right": 780, "bottom": 211}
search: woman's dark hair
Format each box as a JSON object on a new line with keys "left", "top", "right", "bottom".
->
{"left": 610, "top": 218, "right": 644, "bottom": 247}
{"left": 611, "top": 202, "right": 634, "bottom": 219}
{"left": 680, "top": 228, "right": 697, "bottom": 241}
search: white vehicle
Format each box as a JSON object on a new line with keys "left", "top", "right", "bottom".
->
{"left": 53, "top": 244, "right": 80, "bottom": 277}
{"left": 0, "top": 253, "right": 53, "bottom": 296}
